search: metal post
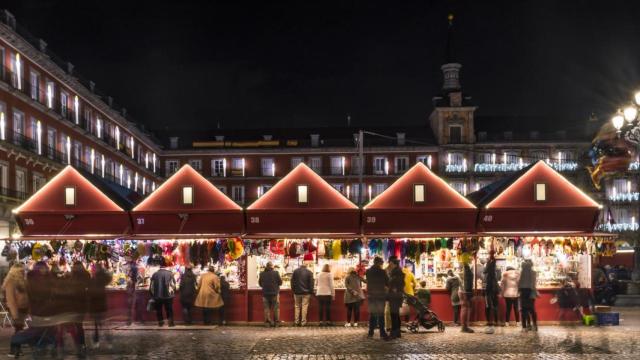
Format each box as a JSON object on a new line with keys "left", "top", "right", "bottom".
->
{"left": 358, "top": 130, "right": 364, "bottom": 205}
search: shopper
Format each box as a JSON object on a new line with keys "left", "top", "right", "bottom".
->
{"left": 416, "top": 281, "right": 431, "bottom": 309}
{"left": 88, "top": 261, "right": 113, "bottom": 348}
{"left": 150, "top": 257, "right": 177, "bottom": 327}
{"left": 483, "top": 252, "right": 499, "bottom": 332}
{"left": 365, "top": 256, "right": 389, "bottom": 340}
{"left": 445, "top": 269, "right": 461, "bottom": 325}
{"left": 316, "top": 264, "right": 335, "bottom": 326}
{"left": 179, "top": 265, "right": 198, "bottom": 325}
{"left": 501, "top": 266, "right": 520, "bottom": 326}
{"left": 519, "top": 259, "right": 538, "bottom": 331}
{"left": 58, "top": 260, "right": 90, "bottom": 357}
{"left": 3, "top": 263, "right": 28, "bottom": 357}
{"left": 555, "top": 278, "right": 580, "bottom": 322}
{"left": 258, "top": 262, "right": 282, "bottom": 327}
{"left": 344, "top": 267, "right": 364, "bottom": 327}
{"left": 125, "top": 258, "right": 142, "bottom": 326}
{"left": 459, "top": 257, "right": 474, "bottom": 333}
{"left": 219, "top": 275, "right": 231, "bottom": 325}
{"left": 387, "top": 257, "right": 404, "bottom": 339}
{"left": 402, "top": 263, "right": 417, "bottom": 322}
{"left": 195, "top": 266, "right": 223, "bottom": 325}
{"left": 291, "top": 262, "right": 314, "bottom": 327}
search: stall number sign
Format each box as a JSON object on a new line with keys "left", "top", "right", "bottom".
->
{"left": 366, "top": 216, "right": 376, "bottom": 223}
{"left": 483, "top": 215, "right": 493, "bottom": 223}
{"left": 250, "top": 216, "right": 260, "bottom": 223}
{"left": 22, "top": 218, "right": 35, "bottom": 226}
{"left": 136, "top": 217, "right": 145, "bottom": 225}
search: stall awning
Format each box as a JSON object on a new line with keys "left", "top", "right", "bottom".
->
{"left": 14, "top": 166, "right": 137, "bottom": 237}
{"left": 131, "top": 165, "right": 243, "bottom": 237}
{"left": 245, "top": 163, "right": 359, "bottom": 237}
{"left": 468, "top": 161, "right": 601, "bottom": 233}
{"left": 362, "top": 162, "right": 477, "bottom": 236}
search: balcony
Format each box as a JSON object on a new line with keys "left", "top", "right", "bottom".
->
{"left": 608, "top": 192, "right": 640, "bottom": 202}
{"left": 445, "top": 164, "right": 468, "bottom": 173}
{"left": 0, "top": 187, "right": 28, "bottom": 204}
{"left": 598, "top": 222, "right": 638, "bottom": 232}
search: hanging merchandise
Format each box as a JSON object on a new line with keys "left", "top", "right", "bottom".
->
{"left": 399, "top": 240, "right": 407, "bottom": 260}
{"left": 332, "top": 240, "right": 342, "bottom": 260}
{"left": 446, "top": 238, "right": 453, "bottom": 250}
{"left": 228, "top": 238, "right": 244, "bottom": 260}
{"left": 435, "top": 238, "right": 441, "bottom": 251}
{"left": 427, "top": 240, "right": 434, "bottom": 254}
{"left": 270, "top": 239, "right": 285, "bottom": 255}
{"left": 381, "top": 239, "right": 389, "bottom": 261}
{"left": 317, "top": 240, "right": 326, "bottom": 257}
{"left": 349, "top": 239, "right": 363, "bottom": 255}
{"left": 368, "top": 239, "right": 378, "bottom": 255}
{"left": 288, "top": 241, "right": 301, "bottom": 258}
{"left": 341, "top": 239, "right": 348, "bottom": 255}
{"left": 324, "top": 240, "right": 333, "bottom": 259}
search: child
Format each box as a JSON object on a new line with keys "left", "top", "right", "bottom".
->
{"left": 416, "top": 281, "right": 431, "bottom": 309}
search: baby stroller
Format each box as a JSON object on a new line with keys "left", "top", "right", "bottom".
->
{"left": 403, "top": 293, "right": 445, "bottom": 333}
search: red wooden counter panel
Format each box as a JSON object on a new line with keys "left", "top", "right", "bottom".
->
{"left": 105, "top": 288, "right": 577, "bottom": 323}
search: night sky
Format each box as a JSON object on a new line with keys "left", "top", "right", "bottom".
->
{"left": 5, "top": 0, "right": 640, "bottom": 134}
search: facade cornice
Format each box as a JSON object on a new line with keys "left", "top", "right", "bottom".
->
{"left": 161, "top": 145, "right": 439, "bottom": 157}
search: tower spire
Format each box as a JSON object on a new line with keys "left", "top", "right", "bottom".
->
{"left": 441, "top": 12, "right": 462, "bottom": 93}
{"left": 445, "top": 13, "right": 455, "bottom": 63}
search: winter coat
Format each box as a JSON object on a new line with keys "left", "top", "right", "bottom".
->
{"left": 194, "top": 272, "right": 223, "bottom": 309}
{"left": 344, "top": 272, "right": 364, "bottom": 304}
{"left": 2, "top": 266, "right": 29, "bottom": 318}
{"left": 316, "top": 272, "right": 334, "bottom": 298}
{"left": 445, "top": 275, "right": 461, "bottom": 305}
{"left": 403, "top": 269, "right": 416, "bottom": 296}
{"left": 150, "top": 268, "right": 176, "bottom": 300}
{"left": 220, "top": 278, "right": 231, "bottom": 304}
{"left": 518, "top": 261, "right": 537, "bottom": 290}
{"left": 258, "top": 268, "right": 282, "bottom": 297}
{"left": 462, "top": 265, "right": 473, "bottom": 293}
{"left": 291, "top": 266, "right": 314, "bottom": 295}
{"left": 88, "top": 268, "right": 113, "bottom": 314}
{"left": 26, "top": 270, "right": 55, "bottom": 317}
{"left": 483, "top": 259, "right": 500, "bottom": 294}
{"left": 179, "top": 270, "right": 198, "bottom": 304}
{"left": 501, "top": 269, "right": 520, "bottom": 298}
{"left": 387, "top": 267, "right": 405, "bottom": 301}
{"left": 365, "top": 266, "right": 389, "bottom": 300}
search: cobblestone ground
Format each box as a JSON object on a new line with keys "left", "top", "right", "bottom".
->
{"left": 0, "top": 308, "right": 638, "bottom": 359}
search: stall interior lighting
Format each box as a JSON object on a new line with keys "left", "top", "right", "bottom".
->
{"left": 64, "top": 187, "right": 76, "bottom": 206}
{"left": 182, "top": 186, "right": 194, "bottom": 205}
{"left": 297, "top": 185, "right": 308, "bottom": 204}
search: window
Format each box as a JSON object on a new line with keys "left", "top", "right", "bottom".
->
{"left": 73, "top": 96, "right": 80, "bottom": 124}
{"left": 36, "top": 120, "right": 42, "bottom": 155}
{"left": 332, "top": 183, "right": 345, "bottom": 194}
{"left": 96, "top": 118, "right": 102, "bottom": 138}
{"left": 477, "top": 152, "right": 492, "bottom": 164}
{"left": 231, "top": 158, "right": 245, "bottom": 176}
{"left": 449, "top": 126, "right": 462, "bottom": 144}
{"left": 0, "top": 101, "right": 6, "bottom": 140}
{"left": 373, "top": 156, "right": 387, "bottom": 175}
{"left": 30, "top": 71, "right": 40, "bottom": 101}
{"left": 13, "top": 110, "right": 24, "bottom": 137}
{"left": 257, "top": 185, "right": 272, "bottom": 198}
{"left": 47, "top": 127, "right": 56, "bottom": 159}
{"left": 261, "top": 158, "right": 275, "bottom": 176}
{"left": 297, "top": 185, "right": 308, "bottom": 203}
{"left": 309, "top": 157, "right": 322, "bottom": 174}
{"left": 232, "top": 185, "right": 245, "bottom": 204}
{"left": 330, "top": 156, "right": 344, "bottom": 175}
{"left": 450, "top": 181, "right": 467, "bottom": 195}
{"left": 503, "top": 151, "right": 519, "bottom": 164}
{"left": 211, "top": 159, "right": 225, "bottom": 177}
{"left": 217, "top": 185, "right": 227, "bottom": 194}
{"left": 535, "top": 183, "right": 546, "bottom": 201}
{"left": 60, "top": 92, "right": 69, "bottom": 117}
{"left": 414, "top": 184, "right": 425, "bottom": 203}
{"left": 447, "top": 152, "right": 465, "bottom": 166}
{"left": 612, "top": 178, "right": 632, "bottom": 196}
{"left": 188, "top": 159, "right": 202, "bottom": 172}
{"left": 0, "top": 162, "right": 8, "bottom": 195}
{"left": 291, "top": 157, "right": 303, "bottom": 169}
{"left": 10, "top": 53, "right": 22, "bottom": 89}
{"left": 374, "top": 183, "right": 387, "bottom": 196}
{"left": 352, "top": 184, "right": 362, "bottom": 203}
{"left": 395, "top": 156, "right": 409, "bottom": 174}
{"left": 46, "top": 81, "right": 55, "bottom": 109}
{"left": 351, "top": 156, "right": 362, "bottom": 175}
{"left": 417, "top": 155, "right": 432, "bottom": 168}
{"left": 166, "top": 160, "right": 179, "bottom": 176}
{"left": 530, "top": 150, "right": 547, "bottom": 162}
{"left": 182, "top": 186, "right": 194, "bottom": 205}
{"left": 73, "top": 141, "right": 81, "bottom": 167}
{"left": 15, "top": 168, "right": 26, "bottom": 198}
{"left": 64, "top": 187, "right": 76, "bottom": 206}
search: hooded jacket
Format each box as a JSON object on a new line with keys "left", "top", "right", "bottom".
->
{"left": 501, "top": 269, "right": 520, "bottom": 298}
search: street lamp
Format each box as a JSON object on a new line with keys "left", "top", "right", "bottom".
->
{"left": 612, "top": 111, "right": 625, "bottom": 132}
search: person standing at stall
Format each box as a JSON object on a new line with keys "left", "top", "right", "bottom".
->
{"left": 501, "top": 266, "right": 520, "bottom": 326}
{"left": 258, "top": 262, "right": 282, "bottom": 327}
{"left": 179, "top": 265, "right": 197, "bottom": 325}
{"left": 88, "top": 261, "right": 113, "bottom": 349}
{"left": 365, "top": 256, "right": 389, "bottom": 340}
{"left": 194, "top": 266, "right": 223, "bottom": 325}
{"left": 518, "top": 259, "right": 538, "bottom": 331}
{"left": 291, "top": 262, "right": 314, "bottom": 327}
{"left": 125, "top": 257, "right": 142, "bottom": 326}
{"left": 316, "top": 264, "right": 335, "bottom": 326}
{"left": 218, "top": 275, "right": 231, "bottom": 326}
{"left": 344, "top": 267, "right": 364, "bottom": 327}
{"left": 402, "top": 263, "right": 417, "bottom": 323}
{"left": 149, "top": 257, "right": 176, "bottom": 327}
{"left": 459, "top": 256, "right": 475, "bottom": 333}
{"left": 445, "top": 269, "right": 461, "bottom": 326}
{"left": 3, "top": 263, "right": 28, "bottom": 357}
{"left": 483, "top": 252, "right": 499, "bottom": 333}
{"left": 387, "top": 257, "right": 405, "bottom": 340}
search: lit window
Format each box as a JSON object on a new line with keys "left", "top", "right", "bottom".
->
{"left": 297, "top": 185, "right": 308, "bottom": 204}
{"left": 182, "top": 186, "right": 194, "bottom": 205}
{"left": 65, "top": 187, "right": 76, "bottom": 206}
{"left": 414, "top": 184, "right": 425, "bottom": 203}
{"left": 535, "top": 183, "right": 546, "bottom": 201}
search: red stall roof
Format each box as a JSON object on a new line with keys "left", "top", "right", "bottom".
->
{"left": 245, "top": 163, "right": 359, "bottom": 237}
{"left": 131, "top": 164, "right": 243, "bottom": 237}
{"left": 14, "top": 166, "right": 135, "bottom": 237}
{"left": 468, "top": 161, "right": 601, "bottom": 234}
{"left": 363, "top": 162, "right": 477, "bottom": 236}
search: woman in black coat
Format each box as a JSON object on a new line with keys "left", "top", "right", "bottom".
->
{"left": 179, "top": 266, "right": 198, "bottom": 325}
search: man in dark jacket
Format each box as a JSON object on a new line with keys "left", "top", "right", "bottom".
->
{"left": 150, "top": 257, "right": 176, "bottom": 327}
{"left": 218, "top": 275, "right": 231, "bottom": 326}
{"left": 290, "top": 263, "right": 314, "bottom": 326}
{"left": 460, "top": 260, "right": 475, "bottom": 333}
{"left": 258, "top": 262, "right": 282, "bottom": 327}
{"left": 179, "top": 265, "right": 197, "bottom": 325}
{"left": 365, "top": 256, "right": 389, "bottom": 340}
{"left": 387, "top": 257, "right": 405, "bottom": 339}
{"left": 483, "top": 253, "right": 500, "bottom": 330}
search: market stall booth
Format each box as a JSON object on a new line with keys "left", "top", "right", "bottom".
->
{"left": 467, "top": 160, "right": 610, "bottom": 323}
{"left": 362, "top": 162, "right": 478, "bottom": 321}
{"left": 245, "top": 163, "right": 362, "bottom": 323}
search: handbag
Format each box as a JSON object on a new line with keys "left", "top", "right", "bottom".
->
{"left": 146, "top": 298, "right": 156, "bottom": 312}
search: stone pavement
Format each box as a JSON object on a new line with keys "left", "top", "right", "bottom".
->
{"left": 0, "top": 308, "right": 638, "bottom": 359}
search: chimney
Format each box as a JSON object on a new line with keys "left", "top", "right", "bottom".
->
{"left": 310, "top": 134, "right": 320, "bottom": 147}
{"left": 89, "top": 81, "right": 95, "bottom": 93}
{"left": 169, "top": 137, "right": 179, "bottom": 149}
{"left": 39, "top": 39, "right": 48, "bottom": 52}
{"left": 107, "top": 96, "right": 113, "bottom": 107}
{"left": 396, "top": 132, "right": 406, "bottom": 146}
{"left": 67, "top": 62, "right": 74, "bottom": 75}
{"left": 3, "top": 10, "right": 16, "bottom": 30}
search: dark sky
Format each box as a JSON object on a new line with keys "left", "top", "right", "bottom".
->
{"left": 5, "top": 0, "right": 640, "bottom": 133}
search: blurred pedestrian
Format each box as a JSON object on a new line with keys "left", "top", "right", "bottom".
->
{"left": 150, "top": 257, "right": 176, "bottom": 327}
{"left": 3, "top": 263, "right": 29, "bottom": 357}
{"left": 194, "top": 266, "right": 223, "bottom": 325}
{"left": 258, "top": 262, "right": 282, "bottom": 327}
{"left": 387, "top": 257, "right": 404, "bottom": 339}
{"left": 219, "top": 275, "right": 231, "bottom": 325}
{"left": 179, "top": 265, "right": 197, "bottom": 325}
{"left": 459, "top": 256, "right": 474, "bottom": 333}
{"left": 483, "top": 252, "right": 499, "bottom": 333}
{"left": 366, "top": 256, "right": 389, "bottom": 340}
{"left": 344, "top": 267, "right": 364, "bottom": 327}
{"left": 316, "top": 264, "right": 335, "bottom": 326}
{"left": 519, "top": 259, "right": 538, "bottom": 331}
{"left": 402, "top": 263, "right": 417, "bottom": 323}
{"left": 291, "top": 262, "right": 313, "bottom": 327}
{"left": 416, "top": 281, "right": 431, "bottom": 309}
{"left": 89, "top": 261, "right": 113, "bottom": 348}
{"left": 501, "top": 266, "right": 520, "bottom": 326}
{"left": 445, "top": 269, "right": 461, "bottom": 326}
{"left": 125, "top": 257, "right": 142, "bottom": 325}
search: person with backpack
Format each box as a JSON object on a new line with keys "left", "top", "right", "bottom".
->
{"left": 179, "top": 265, "right": 197, "bottom": 325}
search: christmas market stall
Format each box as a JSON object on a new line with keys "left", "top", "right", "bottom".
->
{"left": 468, "top": 160, "right": 613, "bottom": 323}
{"left": 362, "top": 162, "right": 478, "bottom": 322}
{"left": 244, "top": 163, "right": 362, "bottom": 323}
